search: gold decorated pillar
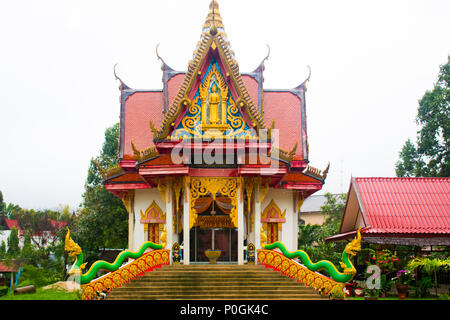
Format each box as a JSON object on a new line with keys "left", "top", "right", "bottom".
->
{"left": 183, "top": 178, "right": 190, "bottom": 265}
{"left": 165, "top": 182, "right": 173, "bottom": 263}
{"left": 254, "top": 184, "right": 262, "bottom": 251}
{"left": 238, "top": 179, "right": 244, "bottom": 265}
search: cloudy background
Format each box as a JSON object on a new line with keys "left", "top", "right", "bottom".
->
{"left": 0, "top": 0, "right": 449, "bottom": 211}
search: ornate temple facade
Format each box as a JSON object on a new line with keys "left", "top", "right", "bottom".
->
{"left": 100, "top": 1, "right": 328, "bottom": 265}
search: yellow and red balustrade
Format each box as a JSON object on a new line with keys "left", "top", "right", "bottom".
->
{"left": 257, "top": 248, "right": 345, "bottom": 296}
{"left": 80, "top": 248, "right": 170, "bottom": 300}
{"left": 258, "top": 230, "right": 361, "bottom": 296}
{"left": 65, "top": 229, "right": 170, "bottom": 300}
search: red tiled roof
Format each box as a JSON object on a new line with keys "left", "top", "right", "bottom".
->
{"left": 0, "top": 261, "right": 17, "bottom": 273}
{"left": 4, "top": 218, "right": 22, "bottom": 234}
{"left": 48, "top": 219, "right": 68, "bottom": 230}
{"left": 355, "top": 177, "right": 449, "bottom": 235}
{"left": 263, "top": 91, "right": 304, "bottom": 159}
{"left": 123, "top": 91, "right": 164, "bottom": 158}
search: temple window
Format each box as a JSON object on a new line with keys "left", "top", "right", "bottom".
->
{"left": 140, "top": 200, "right": 166, "bottom": 244}
{"left": 261, "top": 199, "right": 286, "bottom": 244}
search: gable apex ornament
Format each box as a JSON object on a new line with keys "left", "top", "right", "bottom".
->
{"left": 151, "top": 0, "right": 265, "bottom": 141}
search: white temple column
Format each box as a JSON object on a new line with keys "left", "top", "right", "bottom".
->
{"left": 134, "top": 214, "right": 145, "bottom": 249}
{"left": 238, "top": 182, "right": 244, "bottom": 265}
{"left": 254, "top": 184, "right": 262, "bottom": 251}
{"left": 128, "top": 192, "right": 135, "bottom": 252}
{"left": 183, "top": 180, "right": 190, "bottom": 265}
{"left": 166, "top": 183, "right": 173, "bottom": 264}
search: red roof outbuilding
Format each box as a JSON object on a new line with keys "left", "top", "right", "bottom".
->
{"left": 0, "top": 216, "right": 23, "bottom": 235}
{"left": 0, "top": 261, "right": 17, "bottom": 273}
{"left": 326, "top": 177, "right": 450, "bottom": 245}
{"left": 48, "top": 219, "right": 68, "bottom": 230}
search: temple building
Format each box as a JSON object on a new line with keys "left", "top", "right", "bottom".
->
{"left": 100, "top": 0, "right": 329, "bottom": 265}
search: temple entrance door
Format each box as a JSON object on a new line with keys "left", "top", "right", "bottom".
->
{"left": 147, "top": 224, "right": 159, "bottom": 244}
{"left": 190, "top": 227, "right": 237, "bottom": 262}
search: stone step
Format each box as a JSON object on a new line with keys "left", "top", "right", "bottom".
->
{"left": 113, "top": 282, "right": 305, "bottom": 288}
{"left": 159, "top": 265, "right": 266, "bottom": 269}
{"left": 110, "top": 288, "right": 312, "bottom": 294}
{"left": 124, "top": 279, "right": 299, "bottom": 285}
{"left": 111, "top": 286, "right": 313, "bottom": 293}
{"left": 136, "top": 276, "right": 293, "bottom": 281}
{"left": 150, "top": 270, "right": 283, "bottom": 276}
{"left": 105, "top": 264, "right": 324, "bottom": 300}
{"left": 140, "top": 271, "right": 291, "bottom": 277}
{"left": 150, "top": 271, "right": 286, "bottom": 276}
{"left": 107, "top": 293, "right": 325, "bottom": 300}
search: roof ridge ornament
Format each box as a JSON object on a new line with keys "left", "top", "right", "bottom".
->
{"left": 155, "top": 43, "right": 166, "bottom": 68}
{"left": 204, "top": 0, "right": 223, "bottom": 32}
{"left": 113, "top": 63, "right": 130, "bottom": 91}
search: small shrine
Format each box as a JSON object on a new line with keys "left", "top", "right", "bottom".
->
{"left": 99, "top": 0, "right": 329, "bottom": 265}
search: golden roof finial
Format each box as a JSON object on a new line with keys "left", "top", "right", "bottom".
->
{"left": 203, "top": 0, "right": 224, "bottom": 31}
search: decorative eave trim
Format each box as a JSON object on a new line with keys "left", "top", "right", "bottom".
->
{"left": 131, "top": 141, "right": 160, "bottom": 164}
{"left": 269, "top": 141, "right": 298, "bottom": 162}
{"left": 95, "top": 161, "right": 125, "bottom": 181}
{"left": 303, "top": 162, "right": 329, "bottom": 182}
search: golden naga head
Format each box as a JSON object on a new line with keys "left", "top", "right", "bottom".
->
{"left": 344, "top": 228, "right": 362, "bottom": 257}
{"left": 65, "top": 228, "right": 81, "bottom": 258}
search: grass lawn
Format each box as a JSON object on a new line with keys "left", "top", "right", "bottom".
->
{"left": 0, "top": 287, "right": 80, "bottom": 300}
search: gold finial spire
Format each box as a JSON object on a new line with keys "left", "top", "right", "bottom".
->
{"left": 203, "top": 0, "right": 224, "bottom": 31}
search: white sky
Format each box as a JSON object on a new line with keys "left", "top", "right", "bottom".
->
{"left": 0, "top": 0, "right": 448, "bottom": 211}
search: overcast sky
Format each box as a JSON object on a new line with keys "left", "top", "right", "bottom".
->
{"left": 0, "top": 0, "right": 448, "bottom": 211}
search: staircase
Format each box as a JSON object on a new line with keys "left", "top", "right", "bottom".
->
{"left": 106, "top": 264, "right": 327, "bottom": 300}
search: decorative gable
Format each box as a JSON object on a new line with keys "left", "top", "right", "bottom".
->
{"left": 151, "top": 0, "right": 265, "bottom": 142}
{"left": 140, "top": 200, "right": 166, "bottom": 224}
{"left": 171, "top": 58, "right": 255, "bottom": 140}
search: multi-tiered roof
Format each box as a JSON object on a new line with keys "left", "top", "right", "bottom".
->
{"left": 102, "top": 0, "right": 328, "bottom": 200}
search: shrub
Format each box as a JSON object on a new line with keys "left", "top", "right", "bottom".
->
{"left": 0, "top": 286, "right": 8, "bottom": 297}
{"left": 17, "top": 264, "right": 62, "bottom": 288}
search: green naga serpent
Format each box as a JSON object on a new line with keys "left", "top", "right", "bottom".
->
{"left": 64, "top": 228, "right": 163, "bottom": 285}
{"left": 263, "top": 229, "right": 362, "bottom": 283}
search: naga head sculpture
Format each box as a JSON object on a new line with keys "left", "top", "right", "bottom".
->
{"left": 344, "top": 228, "right": 362, "bottom": 257}
{"left": 65, "top": 228, "right": 81, "bottom": 259}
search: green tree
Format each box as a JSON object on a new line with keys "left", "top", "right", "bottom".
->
{"left": 20, "top": 233, "right": 35, "bottom": 263}
{"left": 0, "top": 190, "right": 5, "bottom": 214}
{"left": 73, "top": 123, "right": 128, "bottom": 267}
{"left": 396, "top": 55, "right": 450, "bottom": 177}
{"left": 3, "top": 203, "right": 21, "bottom": 219}
{"left": 0, "top": 241, "right": 6, "bottom": 259}
{"left": 298, "top": 224, "right": 321, "bottom": 248}
{"left": 7, "top": 226, "right": 20, "bottom": 257}
{"left": 407, "top": 257, "right": 450, "bottom": 297}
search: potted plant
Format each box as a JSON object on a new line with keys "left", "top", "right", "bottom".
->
{"left": 391, "top": 270, "right": 414, "bottom": 299}
{"left": 407, "top": 257, "right": 450, "bottom": 298}
{"left": 363, "top": 288, "right": 380, "bottom": 300}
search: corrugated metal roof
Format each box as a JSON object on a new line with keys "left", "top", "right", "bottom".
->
{"left": 300, "top": 194, "right": 343, "bottom": 212}
{"left": 300, "top": 195, "right": 328, "bottom": 212}
{"left": 355, "top": 177, "right": 449, "bottom": 235}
